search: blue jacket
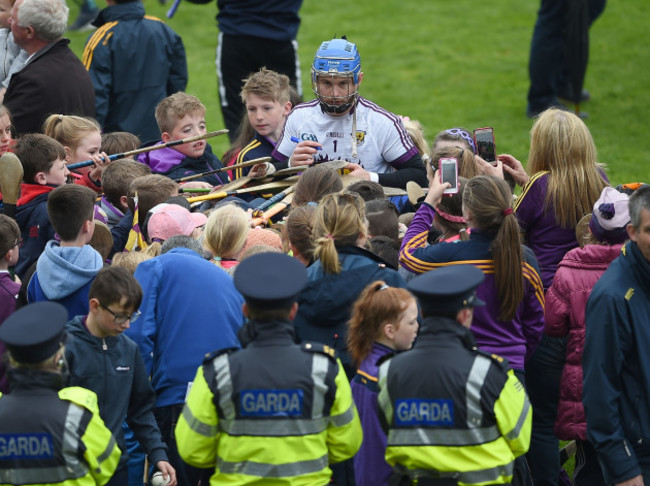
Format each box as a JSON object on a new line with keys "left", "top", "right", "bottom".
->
{"left": 27, "top": 242, "right": 103, "bottom": 320}
{"left": 127, "top": 248, "right": 244, "bottom": 407}
{"left": 293, "top": 245, "right": 406, "bottom": 377}
{"left": 583, "top": 241, "right": 650, "bottom": 484}
{"left": 137, "top": 143, "right": 228, "bottom": 186}
{"left": 65, "top": 316, "right": 168, "bottom": 469}
{"left": 231, "top": 132, "right": 275, "bottom": 179}
{"left": 83, "top": 1, "right": 188, "bottom": 142}
{"left": 14, "top": 183, "right": 56, "bottom": 278}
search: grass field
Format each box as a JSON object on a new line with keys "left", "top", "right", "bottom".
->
{"left": 65, "top": 0, "right": 649, "bottom": 186}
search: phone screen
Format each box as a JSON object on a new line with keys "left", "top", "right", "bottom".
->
{"left": 474, "top": 128, "right": 496, "bottom": 163}
{"left": 440, "top": 158, "right": 458, "bottom": 194}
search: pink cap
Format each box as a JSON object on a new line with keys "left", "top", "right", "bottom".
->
{"left": 147, "top": 204, "right": 207, "bottom": 242}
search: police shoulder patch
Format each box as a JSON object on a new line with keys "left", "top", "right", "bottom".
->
{"left": 203, "top": 347, "right": 239, "bottom": 364}
{"left": 301, "top": 342, "right": 336, "bottom": 361}
{"left": 475, "top": 349, "right": 510, "bottom": 372}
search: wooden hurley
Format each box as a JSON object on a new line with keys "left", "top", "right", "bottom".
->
{"left": 67, "top": 129, "right": 229, "bottom": 170}
{"left": 250, "top": 193, "right": 294, "bottom": 228}
{"left": 186, "top": 180, "right": 294, "bottom": 204}
{"left": 0, "top": 153, "right": 24, "bottom": 219}
{"left": 174, "top": 156, "right": 271, "bottom": 183}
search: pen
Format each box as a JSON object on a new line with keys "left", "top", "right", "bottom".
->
{"left": 290, "top": 136, "right": 322, "bottom": 150}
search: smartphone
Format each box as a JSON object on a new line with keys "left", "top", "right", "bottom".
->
{"left": 439, "top": 157, "right": 459, "bottom": 195}
{"left": 474, "top": 127, "right": 497, "bottom": 165}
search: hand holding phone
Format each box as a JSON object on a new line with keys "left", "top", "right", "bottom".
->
{"left": 439, "top": 157, "right": 459, "bottom": 195}
{"left": 474, "top": 127, "right": 497, "bottom": 165}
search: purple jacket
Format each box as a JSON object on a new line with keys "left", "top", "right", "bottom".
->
{"left": 514, "top": 170, "right": 609, "bottom": 290}
{"left": 400, "top": 202, "right": 545, "bottom": 370}
{"left": 351, "top": 342, "right": 394, "bottom": 486}
{"left": 544, "top": 243, "right": 623, "bottom": 440}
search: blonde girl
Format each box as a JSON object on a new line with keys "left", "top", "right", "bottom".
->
{"left": 43, "top": 114, "right": 109, "bottom": 192}
{"left": 203, "top": 204, "right": 249, "bottom": 273}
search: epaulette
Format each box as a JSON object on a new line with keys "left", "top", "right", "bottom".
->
{"left": 202, "top": 347, "right": 239, "bottom": 364}
{"left": 302, "top": 342, "right": 337, "bottom": 361}
{"left": 376, "top": 351, "right": 397, "bottom": 367}
{"left": 476, "top": 349, "right": 511, "bottom": 372}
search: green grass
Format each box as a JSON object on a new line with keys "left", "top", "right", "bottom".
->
{"left": 65, "top": 0, "right": 650, "bottom": 186}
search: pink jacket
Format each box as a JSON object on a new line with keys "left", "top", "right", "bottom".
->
{"left": 544, "top": 243, "right": 623, "bottom": 440}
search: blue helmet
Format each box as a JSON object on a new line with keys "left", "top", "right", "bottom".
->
{"left": 311, "top": 38, "right": 361, "bottom": 114}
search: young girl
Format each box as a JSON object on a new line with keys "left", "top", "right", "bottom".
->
{"left": 203, "top": 203, "right": 249, "bottom": 273}
{"left": 43, "top": 114, "right": 110, "bottom": 193}
{"left": 348, "top": 280, "right": 418, "bottom": 486}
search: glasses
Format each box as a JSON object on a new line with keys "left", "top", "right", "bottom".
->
{"left": 99, "top": 301, "right": 141, "bottom": 324}
{"left": 1, "top": 238, "right": 21, "bottom": 257}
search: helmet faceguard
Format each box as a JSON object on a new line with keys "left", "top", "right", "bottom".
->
{"left": 311, "top": 39, "right": 361, "bottom": 114}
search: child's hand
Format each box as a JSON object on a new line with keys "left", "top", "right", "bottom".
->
{"left": 249, "top": 162, "right": 275, "bottom": 178}
{"left": 424, "top": 170, "right": 450, "bottom": 207}
{"left": 88, "top": 152, "right": 111, "bottom": 183}
{"left": 475, "top": 155, "right": 504, "bottom": 179}
{"left": 181, "top": 181, "right": 213, "bottom": 190}
{"left": 498, "top": 154, "right": 529, "bottom": 186}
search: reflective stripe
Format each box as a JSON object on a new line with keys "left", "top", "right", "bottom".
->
{"left": 182, "top": 404, "right": 218, "bottom": 437}
{"left": 506, "top": 394, "right": 531, "bottom": 441}
{"left": 213, "top": 354, "right": 235, "bottom": 420}
{"left": 466, "top": 355, "right": 491, "bottom": 428}
{"left": 96, "top": 434, "right": 118, "bottom": 466}
{"left": 0, "top": 464, "right": 86, "bottom": 484}
{"left": 63, "top": 403, "right": 90, "bottom": 477}
{"left": 220, "top": 417, "right": 328, "bottom": 436}
{"left": 387, "top": 424, "right": 500, "bottom": 446}
{"left": 397, "top": 460, "right": 514, "bottom": 485}
{"left": 330, "top": 404, "right": 355, "bottom": 427}
{"left": 217, "top": 454, "right": 328, "bottom": 478}
{"left": 311, "top": 354, "right": 329, "bottom": 419}
{"left": 377, "top": 360, "right": 393, "bottom": 424}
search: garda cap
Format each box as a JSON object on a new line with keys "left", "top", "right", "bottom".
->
{"left": 0, "top": 302, "right": 67, "bottom": 363}
{"left": 407, "top": 265, "right": 485, "bottom": 316}
{"left": 234, "top": 253, "right": 307, "bottom": 310}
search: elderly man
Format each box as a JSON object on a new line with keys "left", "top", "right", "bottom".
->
{"left": 4, "top": 0, "right": 95, "bottom": 135}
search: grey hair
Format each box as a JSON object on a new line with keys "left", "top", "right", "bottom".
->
{"left": 628, "top": 185, "right": 650, "bottom": 229}
{"left": 161, "top": 235, "right": 209, "bottom": 257}
{"left": 17, "top": 0, "right": 68, "bottom": 42}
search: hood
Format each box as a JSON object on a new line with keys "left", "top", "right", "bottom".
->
{"left": 137, "top": 144, "right": 185, "bottom": 173}
{"left": 36, "top": 241, "right": 103, "bottom": 300}
{"left": 559, "top": 243, "right": 624, "bottom": 271}
{"left": 17, "top": 183, "right": 55, "bottom": 206}
{"left": 93, "top": 1, "right": 144, "bottom": 26}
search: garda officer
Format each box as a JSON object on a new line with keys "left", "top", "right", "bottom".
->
{"left": 378, "top": 265, "right": 532, "bottom": 486}
{"left": 175, "top": 253, "right": 362, "bottom": 484}
{"left": 0, "top": 302, "right": 121, "bottom": 485}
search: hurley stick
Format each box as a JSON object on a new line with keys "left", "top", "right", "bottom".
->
{"left": 0, "top": 153, "right": 24, "bottom": 219}
{"left": 174, "top": 157, "right": 271, "bottom": 183}
{"left": 186, "top": 180, "right": 294, "bottom": 204}
{"left": 67, "top": 129, "right": 229, "bottom": 170}
{"left": 250, "top": 193, "right": 294, "bottom": 228}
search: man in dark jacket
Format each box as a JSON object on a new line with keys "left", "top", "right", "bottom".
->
{"left": 65, "top": 267, "right": 176, "bottom": 486}
{"left": 5, "top": 0, "right": 95, "bottom": 136}
{"left": 82, "top": 0, "right": 188, "bottom": 142}
{"left": 583, "top": 185, "right": 650, "bottom": 486}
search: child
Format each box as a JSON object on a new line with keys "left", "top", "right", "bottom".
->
{"left": 138, "top": 92, "right": 227, "bottom": 188}
{"left": 101, "top": 131, "right": 141, "bottom": 157}
{"left": 65, "top": 266, "right": 176, "bottom": 485}
{"left": 0, "top": 105, "right": 13, "bottom": 154}
{"left": 82, "top": 0, "right": 187, "bottom": 142}
{"left": 99, "top": 159, "right": 151, "bottom": 228}
{"left": 347, "top": 280, "right": 418, "bottom": 486}
{"left": 433, "top": 127, "right": 477, "bottom": 154}
{"left": 27, "top": 184, "right": 104, "bottom": 319}
{"left": 284, "top": 204, "right": 316, "bottom": 266}
{"left": 0, "top": 214, "right": 21, "bottom": 392}
{"left": 43, "top": 114, "right": 110, "bottom": 193}
{"left": 229, "top": 68, "right": 292, "bottom": 179}
{"left": 14, "top": 134, "right": 70, "bottom": 278}
{"left": 203, "top": 203, "right": 249, "bottom": 273}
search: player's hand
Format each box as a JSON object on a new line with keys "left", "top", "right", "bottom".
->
{"left": 345, "top": 163, "right": 371, "bottom": 180}
{"left": 289, "top": 141, "right": 321, "bottom": 167}
{"left": 498, "top": 154, "right": 529, "bottom": 186}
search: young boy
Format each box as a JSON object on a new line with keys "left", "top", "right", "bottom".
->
{"left": 99, "top": 158, "right": 151, "bottom": 229}
{"left": 14, "top": 134, "right": 70, "bottom": 278}
{"left": 137, "top": 92, "right": 228, "bottom": 187}
{"left": 27, "top": 185, "right": 104, "bottom": 319}
{"left": 0, "top": 215, "right": 21, "bottom": 393}
{"left": 83, "top": 0, "right": 188, "bottom": 142}
{"left": 65, "top": 266, "right": 176, "bottom": 486}
{"left": 231, "top": 68, "right": 292, "bottom": 179}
